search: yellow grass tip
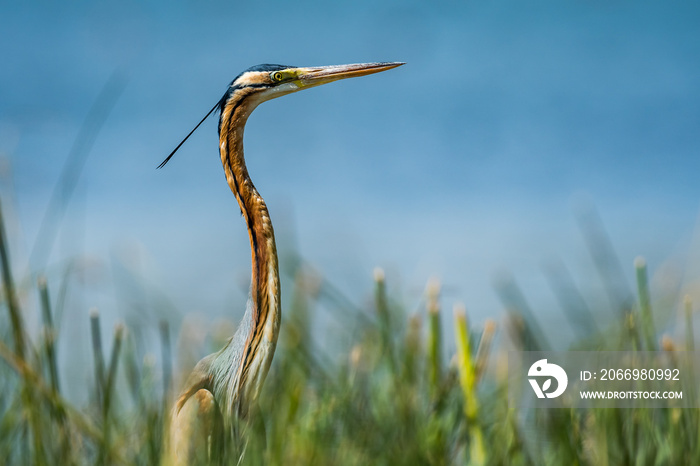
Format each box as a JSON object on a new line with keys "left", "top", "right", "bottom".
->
{"left": 373, "top": 267, "right": 385, "bottom": 283}
{"left": 483, "top": 319, "right": 497, "bottom": 335}
{"left": 453, "top": 302, "right": 466, "bottom": 319}
{"left": 661, "top": 334, "right": 675, "bottom": 352}
{"left": 426, "top": 277, "right": 441, "bottom": 297}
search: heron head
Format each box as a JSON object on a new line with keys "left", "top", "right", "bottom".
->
{"left": 228, "top": 62, "right": 404, "bottom": 104}
{"left": 158, "top": 62, "right": 403, "bottom": 168}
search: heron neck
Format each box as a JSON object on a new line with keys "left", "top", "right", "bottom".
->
{"left": 219, "top": 99, "right": 281, "bottom": 409}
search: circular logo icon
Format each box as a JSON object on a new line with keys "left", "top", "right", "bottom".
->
{"left": 528, "top": 359, "right": 568, "bottom": 399}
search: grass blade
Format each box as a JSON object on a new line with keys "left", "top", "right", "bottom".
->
{"left": 0, "top": 201, "right": 25, "bottom": 358}
{"left": 90, "top": 308, "right": 106, "bottom": 407}
{"left": 38, "top": 276, "right": 61, "bottom": 396}
{"left": 634, "top": 257, "right": 656, "bottom": 351}
{"left": 453, "top": 303, "right": 486, "bottom": 465}
{"left": 426, "top": 278, "right": 442, "bottom": 398}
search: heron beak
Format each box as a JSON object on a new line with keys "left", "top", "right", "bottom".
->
{"left": 294, "top": 62, "right": 405, "bottom": 88}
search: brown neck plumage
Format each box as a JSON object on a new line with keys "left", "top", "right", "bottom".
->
{"left": 218, "top": 88, "right": 281, "bottom": 404}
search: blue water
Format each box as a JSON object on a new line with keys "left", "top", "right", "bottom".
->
{"left": 1, "top": 1, "right": 699, "bottom": 353}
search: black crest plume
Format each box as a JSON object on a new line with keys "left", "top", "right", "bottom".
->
{"left": 157, "top": 99, "right": 221, "bottom": 169}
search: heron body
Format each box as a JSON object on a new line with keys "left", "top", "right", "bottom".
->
{"left": 162, "top": 62, "right": 403, "bottom": 464}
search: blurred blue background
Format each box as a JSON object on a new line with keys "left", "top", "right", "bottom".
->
{"left": 1, "top": 1, "right": 699, "bottom": 340}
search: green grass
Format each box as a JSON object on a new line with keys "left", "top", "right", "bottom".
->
{"left": 0, "top": 197, "right": 698, "bottom": 465}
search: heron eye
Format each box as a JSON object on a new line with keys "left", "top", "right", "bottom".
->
{"left": 271, "top": 71, "right": 284, "bottom": 82}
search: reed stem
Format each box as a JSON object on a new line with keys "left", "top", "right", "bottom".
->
{"left": 426, "top": 278, "right": 442, "bottom": 398}
{"left": 90, "top": 309, "right": 106, "bottom": 407}
{"left": 454, "top": 303, "right": 485, "bottom": 465}
{"left": 634, "top": 257, "right": 656, "bottom": 351}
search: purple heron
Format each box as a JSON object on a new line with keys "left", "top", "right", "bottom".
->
{"left": 159, "top": 62, "right": 404, "bottom": 463}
